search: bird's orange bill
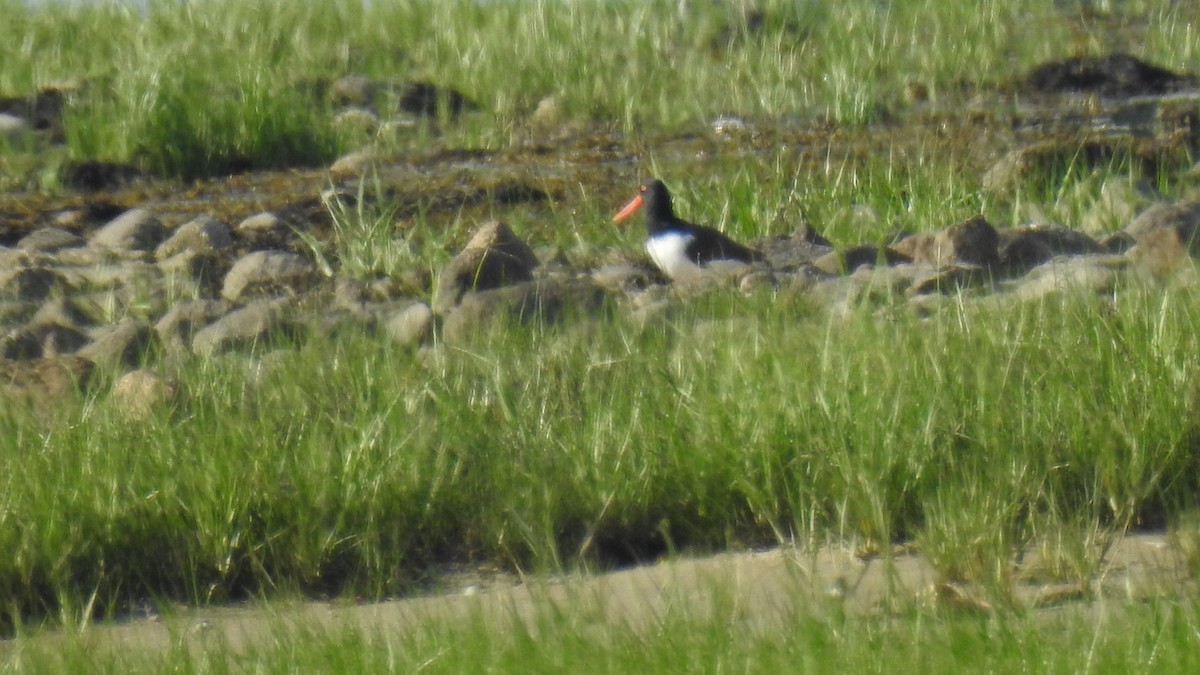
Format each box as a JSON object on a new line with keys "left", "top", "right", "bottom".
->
{"left": 612, "top": 194, "right": 644, "bottom": 222}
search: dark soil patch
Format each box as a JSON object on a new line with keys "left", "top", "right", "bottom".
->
{"left": 1024, "top": 53, "right": 1198, "bottom": 97}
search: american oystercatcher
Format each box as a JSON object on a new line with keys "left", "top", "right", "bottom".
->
{"left": 613, "top": 178, "right": 757, "bottom": 279}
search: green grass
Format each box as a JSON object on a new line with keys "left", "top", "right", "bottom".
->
{"left": 4, "top": 0, "right": 1200, "bottom": 668}
{"left": 6, "top": 586, "right": 1200, "bottom": 673}
{"left": 3, "top": 0, "right": 1199, "bottom": 180}
{"left": 2, "top": 278, "right": 1199, "bottom": 633}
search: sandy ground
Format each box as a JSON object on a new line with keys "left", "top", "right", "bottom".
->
{"left": 3, "top": 532, "right": 1192, "bottom": 658}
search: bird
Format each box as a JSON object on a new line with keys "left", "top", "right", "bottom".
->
{"left": 612, "top": 178, "right": 757, "bottom": 280}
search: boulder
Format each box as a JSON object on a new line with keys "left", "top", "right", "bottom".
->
{"left": 191, "top": 299, "right": 298, "bottom": 356}
{"left": 222, "top": 250, "right": 320, "bottom": 301}
{"left": 2, "top": 323, "right": 91, "bottom": 359}
{"left": 78, "top": 318, "right": 158, "bottom": 368}
{"left": 109, "top": 369, "right": 182, "bottom": 421}
{"left": 155, "top": 215, "right": 233, "bottom": 259}
{"left": 434, "top": 221, "right": 539, "bottom": 314}
{"left": 442, "top": 278, "right": 608, "bottom": 344}
{"left": 998, "top": 225, "right": 1105, "bottom": 272}
{"left": 91, "top": 208, "right": 167, "bottom": 252}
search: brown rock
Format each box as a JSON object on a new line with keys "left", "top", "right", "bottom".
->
{"left": 2, "top": 323, "right": 91, "bottom": 359}
{"left": 813, "top": 246, "right": 910, "bottom": 275}
{"left": 998, "top": 225, "right": 1105, "bottom": 272}
{"left": 0, "top": 356, "right": 94, "bottom": 414}
{"left": 110, "top": 369, "right": 182, "bottom": 421}
{"left": 933, "top": 215, "right": 1000, "bottom": 268}
{"left": 78, "top": 319, "right": 158, "bottom": 368}
{"left": 433, "top": 221, "right": 539, "bottom": 314}
{"left": 442, "top": 279, "right": 608, "bottom": 344}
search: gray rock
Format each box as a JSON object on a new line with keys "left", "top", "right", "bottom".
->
{"left": 0, "top": 267, "right": 66, "bottom": 301}
{"left": 669, "top": 259, "right": 755, "bottom": 295}
{"left": 0, "top": 300, "right": 36, "bottom": 328}
{"left": 330, "top": 75, "right": 377, "bottom": 107}
{"left": 0, "top": 113, "right": 31, "bottom": 144}
{"left": 237, "top": 211, "right": 283, "bottom": 235}
{"left": 1126, "top": 199, "right": 1200, "bottom": 241}
{"left": 158, "top": 250, "right": 224, "bottom": 291}
{"left": 222, "top": 250, "right": 320, "bottom": 301}
{"left": 2, "top": 323, "right": 91, "bottom": 359}
{"left": 383, "top": 302, "right": 433, "bottom": 346}
{"left": 78, "top": 318, "right": 158, "bottom": 367}
{"left": 91, "top": 208, "right": 167, "bottom": 252}
{"left": 998, "top": 225, "right": 1105, "bottom": 272}
{"left": 332, "top": 107, "right": 380, "bottom": 135}
{"left": 813, "top": 246, "right": 910, "bottom": 275}
{"left": 58, "top": 261, "right": 162, "bottom": 292}
{"left": 1123, "top": 199, "right": 1200, "bottom": 275}
{"left": 109, "top": 369, "right": 182, "bottom": 421}
{"left": 53, "top": 245, "right": 130, "bottom": 267}
{"left": 434, "top": 221, "right": 539, "bottom": 314}
{"left": 442, "top": 279, "right": 608, "bottom": 344}
{"left": 0, "top": 356, "right": 94, "bottom": 413}
{"left": 30, "top": 296, "right": 98, "bottom": 329}
{"left": 330, "top": 148, "right": 379, "bottom": 177}
{"left": 191, "top": 299, "right": 297, "bottom": 356}
{"left": 1014, "top": 257, "right": 1122, "bottom": 301}
{"left": 16, "top": 227, "right": 85, "bottom": 253}
{"left": 156, "top": 299, "right": 232, "bottom": 353}
{"left": 155, "top": 215, "right": 233, "bottom": 259}
{"left": 753, "top": 228, "right": 834, "bottom": 271}
{"left": 590, "top": 263, "right": 661, "bottom": 292}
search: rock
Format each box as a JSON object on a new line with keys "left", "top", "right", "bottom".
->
{"left": 29, "top": 296, "right": 98, "bottom": 329}
{"left": 1023, "top": 53, "right": 1197, "bottom": 97}
{"left": 237, "top": 211, "right": 283, "bottom": 235}
{"left": 396, "top": 80, "right": 473, "bottom": 117}
{"left": 0, "top": 267, "right": 66, "bottom": 301}
{"left": 383, "top": 302, "right": 434, "bottom": 346}
{"left": 329, "top": 148, "right": 379, "bottom": 177}
{"left": 1125, "top": 199, "right": 1200, "bottom": 242}
{"left": 1014, "top": 257, "right": 1122, "bottom": 301}
{"left": 90, "top": 208, "right": 167, "bottom": 252}
{"left": 2, "top": 323, "right": 91, "bottom": 359}
{"left": 905, "top": 265, "right": 987, "bottom": 296}
{"left": 15, "top": 227, "right": 85, "bottom": 253}
{"left": 155, "top": 299, "right": 232, "bottom": 353}
{"left": 531, "top": 95, "right": 561, "bottom": 128}
{"left": 998, "top": 225, "right": 1105, "bottom": 272}
{"left": 813, "top": 246, "right": 910, "bottom": 275}
{"left": 898, "top": 216, "right": 1001, "bottom": 269}
{"left": 77, "top": 319, "right": 158, "bottom": 368}
{"left": 155, "top": 215, "right": 233, "bottom": 259}
{"left": 433, "top": 221, "right": 539, "bottom": 314}
{"left": 442, "top": 279, "right": 608, "bottom": 343}
{"left": 753, "top": 226, "right": 834, "bottom": 271}
{"left": 191, "top": 299, "right": 297, "bottom": 356}
{"left": 1127, "top": 226, "right": 1198, "bottom": 276}
{"left": 330, "top": 75, "right": 377, "bottom": 107}
{"left": 590, "top": 263, "right": 662, "bottom": 292}
{"left": 332, "top": 107, "right": 380, "bottom": 135}
{"left": 933, "top": 216, "right": 1000, "bottom": 268}
{"left": 110, "top": 369, "right": 182, "bottom": 421}
{"left": 670, "top": 259, "right": 756, "bottom": 294}
{"left": 222, "top": 250, "right": 320, "bottom": 301}
{"left": 0, "top": 356, "right": 94, "bottom": 413}
{"left": 158, "top": 250, "right": 224, "bottom": 291}
{"left": 1123, "top": 199, "right": 1200, "bottom": 275}
{"left": 0, "top": 113, "right": 31, "bottom": 144}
